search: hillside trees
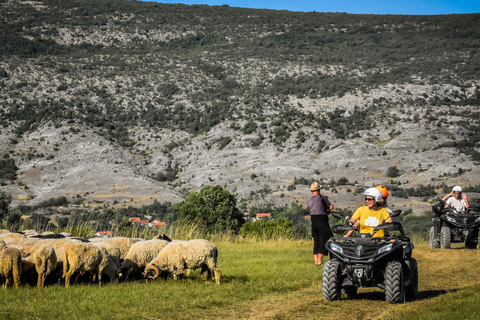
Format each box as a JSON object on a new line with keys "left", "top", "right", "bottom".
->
{"left": 175, "top": 185, "right": 244, "bottom": 233}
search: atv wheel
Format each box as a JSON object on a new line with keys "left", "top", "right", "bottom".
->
{"left": 477, "top": 231, "right": 480, "bottom": 250}
{"left": 385, "top": 260, "right": 404, "bottom": 304}
{"left": 405, "top": 258, "right": 418, "bottom": 300}
{"left": 429, "top": 226, "right": 440, "bottom": 249}
{"left": 322, "top": 259, "right": 341, "bottom": 301}
{"left": 440, "top": 226, "right": 451, "bottom": 249}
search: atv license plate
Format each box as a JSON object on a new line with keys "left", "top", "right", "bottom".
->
{"left": 354, "top": 268, "right": 364, "bottom": 277}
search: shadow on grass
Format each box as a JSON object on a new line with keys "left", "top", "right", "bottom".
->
{"left": 415, "top": 289, "right": 457, "bottom": 300}
{"left": 345, "top": 289, "right": 456, "bottom": 302}
{"left": 217, "top": 275, "right": 248, "bottom": 284}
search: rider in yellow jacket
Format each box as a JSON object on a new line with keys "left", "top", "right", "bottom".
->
{"left": 346, "top": 187, "right": 392, "bottom": 237}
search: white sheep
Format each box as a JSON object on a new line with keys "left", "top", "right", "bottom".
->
{"left": 0, "top": 247, "right": 23, "bottom": 288}
{"left": 63, "top": 242, "right": 121, "bottom": 287}
{"left": 23, "top": 244, "right": 57, "bottom": 288}
{"left": 7, "top": 239, "right": 41, "bottom": 258}
{"left": 144, "top": 239, "right": 220, "bottom": 284}
{"left": 92, "top": 242, "right": 121, "bottom": 268}
{"left": 89, "top": 237, "right": 141, "bottom": 261}
{"left": 120, "top": 239, "right": 170, "bottom": 281}
{"left": 0, "top": 232, "right": 27, "bottom": 244}
{"left": 27, "top": 238, "right": 85, "bottom": 283}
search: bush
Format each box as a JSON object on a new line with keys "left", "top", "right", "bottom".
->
{"left": 0, "top": 157, "right": 17, "bottom": 180}
{"left": 387, "top": 166, "right": 401, "bottom": 178}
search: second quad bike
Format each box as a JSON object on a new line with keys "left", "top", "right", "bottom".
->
{"left": 430, "top": 199, "right": 480, "bottom": 249}
{"left": 322, "top": 210, "right": 418, "bottom": 304}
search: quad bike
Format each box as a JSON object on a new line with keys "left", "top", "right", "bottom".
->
{"left": 430, "top": 199, "right": 480, "bottom": 249}
{"left": 322, "top": 210, "right": 418, "bottom": 304}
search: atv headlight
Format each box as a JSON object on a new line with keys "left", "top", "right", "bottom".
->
{"left": 446, "top": 216, "right": 456, "bottom": 223}
{"left": 475, "top": 217, "right": 480, "bottom": 223}
{"left": 378, "top": 243, "right": 393, "bottom": 254}
{"left": 330, "top": 243, "right": 343, "bottom": 254}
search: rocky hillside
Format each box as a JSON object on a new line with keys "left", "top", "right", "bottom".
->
{"left": 1, "top": 0, "right": 480, "bottom": 214}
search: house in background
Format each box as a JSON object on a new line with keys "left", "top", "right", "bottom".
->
{"left": 95, "top": 231, "right": 112, "bottom": 237}
{"left": 129, "top": 217, "right": 166, "bottom": 228}
{"left": 256, "top": 213, "right": 272, "bottom": 220}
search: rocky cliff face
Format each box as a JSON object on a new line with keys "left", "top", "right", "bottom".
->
{"left": 1, "top": 0, "right": 479, "bottom": 214}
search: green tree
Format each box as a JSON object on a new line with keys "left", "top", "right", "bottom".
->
{"left": 175, "top": 185, "right": 244, "bottom": 233}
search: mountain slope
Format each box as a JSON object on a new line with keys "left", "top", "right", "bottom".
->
{"left": 1, "top": 0, "right": 479, "bottom": 213}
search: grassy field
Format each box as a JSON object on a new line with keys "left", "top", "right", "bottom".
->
{"left": 0, "top": 241, "right": 479, "bottom": 319}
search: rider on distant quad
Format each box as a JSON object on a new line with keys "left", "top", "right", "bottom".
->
{"left": 442, "top": 186, "right": 469, "bottom": 212}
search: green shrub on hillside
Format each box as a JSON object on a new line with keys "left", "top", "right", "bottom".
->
{"left": 0, "top": 157, "right": 17, "bottom": 180}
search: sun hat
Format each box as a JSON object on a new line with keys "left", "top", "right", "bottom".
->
{"left": 309, "top": 182, "right": 322, "bottom": 191}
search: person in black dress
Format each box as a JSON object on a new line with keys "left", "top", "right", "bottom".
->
{"left": 307, "top": 181, "right": 334, "bottom": 265}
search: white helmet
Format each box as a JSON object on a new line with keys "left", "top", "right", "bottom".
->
{"left": 363, "top": 187, "right": 383, "bottom": 203}
{"left": 452, "top": 186, "right": 463, "bottom": 193}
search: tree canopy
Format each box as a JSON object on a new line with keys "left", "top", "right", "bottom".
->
{"left": 175, "top": 185, "right": 244, "bottom": 233}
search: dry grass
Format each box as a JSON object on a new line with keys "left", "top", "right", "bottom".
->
{"left": 201, "top": 242, "right": 480, "bottom": 320}
{"left": 0, "top": 241, "right": 479, "bottom": 319}
{"left": 12, "top": 196, "right": 31, "bottom": 200}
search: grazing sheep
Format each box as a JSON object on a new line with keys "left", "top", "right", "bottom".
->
{"left": 27, "top": 238, "right": 84, "bottom": 284}
{"left": 89, "top": 237, "right": 141, "bottom": 261}
{"left": 0, "top": 232, "right": 27, "bottom": 244}
{"left": 29, "top": 239, "right": 82, "bottom": 262}
{"left": 144, "top": 239, "right": 220, "bottom": 284}
{"left": 63, "top": 242, "right": 121, "bottom": 287}
{"left": 7, "top": 239, "right": 41, "bottom": 258}
{"left": 120, "top": 239, "right": 170, "bottom": 281}
{"left": 92, "top": 242, "right": 121, "bottom": 268}
{"left": 0, "top": 248, "right": 22, "bottom": 288}
{"left": 23, "top": 244, "right": 57, "bottom": 288}
{"left": 23, "top": 230, "right": 40, "bottom": 238}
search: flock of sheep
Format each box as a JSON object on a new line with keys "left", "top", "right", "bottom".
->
{"left": 0, "top": 229, "right": 221, "bottom": 288}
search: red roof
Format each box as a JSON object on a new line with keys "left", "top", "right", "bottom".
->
{"left": 154, "top": 221, "right": 166, "bottom": 226}
{"left": 129, "top": 217, "right": 141, "bottom": 222}
{"left": 256, "top": 213, "right": 271, "bottom": 217}
{"left": 97, "top": 231, "right": 112, "bottom": 236}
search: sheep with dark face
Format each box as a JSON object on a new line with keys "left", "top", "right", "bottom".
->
{"left": 0, "top": 247, "right": 23, "bottom": 288}
{"left": 92, "top": 242, "right": 121, "bottom": 268}
{"left": 63, "top": 242, "right": 121, "bottom": 287}
{"left": 120, "top": 239, "right": 170, "bottom": 281}
{"left": 23, "top": 244, "right": 57, "bottom": 288}
{"left": 144, "top": 239, "right": 220, "bottom": 284}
